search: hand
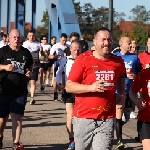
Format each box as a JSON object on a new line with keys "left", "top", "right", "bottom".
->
{"left": 116, "top": 94, "right": 126, "bottom": 108}
{"left": 40, "top": 46, "right": 43, "bottom": 51}
{"left": 25, "top": 69, "right": 31, "bottom": 78}
{"left": 127, "top": 73, "right": 135, "bottom": 79}
{"left": 89, "top": 80, "right": 106, "bottom": 92}
{"left": 136, "top": 99, "right": 146, "bottom": 110}
{"left": 5, "top": 64, "right": 14, "bottom": 71}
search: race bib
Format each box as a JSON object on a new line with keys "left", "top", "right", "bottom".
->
{"left": 125, "top": 61, "right": 132, "bottom": 74}
{"left": 95, "top": 70, "right": 114, "bottom": 86}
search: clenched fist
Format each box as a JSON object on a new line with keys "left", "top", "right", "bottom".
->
{"left": 5, "top": 64, "right": 14, "bottom": 71}
{"left": 89, "top": 80, "right": 106, "bottom": 92}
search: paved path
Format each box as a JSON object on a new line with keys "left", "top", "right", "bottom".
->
{"left": 2, "top": 83, "right": 142, "bottom": 150}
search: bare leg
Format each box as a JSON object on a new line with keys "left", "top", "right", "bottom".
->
{"left": 10, "top": 113, "right": 22, "bottom": 143}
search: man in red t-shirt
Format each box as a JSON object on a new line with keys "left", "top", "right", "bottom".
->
{"left": 65, "top": 27, "right": 126, "bottom": 150}
{"left": 130, "top": 69, "right": 150, "bottom": 149}
{"left": 138, "top": 38, "right": 150, "bottom": 69}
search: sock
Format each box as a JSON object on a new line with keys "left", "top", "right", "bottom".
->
{"left": 116, "top": 119, "right": 122, "bottom": 142}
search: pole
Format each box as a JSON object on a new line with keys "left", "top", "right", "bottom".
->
{"left": 108, "top": 0, "right": 113, "bottom": 34}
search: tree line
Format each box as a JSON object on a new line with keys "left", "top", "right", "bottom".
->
{"left": 32, "top": 1, "right": 150, "bottom": 45}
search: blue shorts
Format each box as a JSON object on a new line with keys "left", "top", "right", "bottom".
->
{"left": 0, "top": 94, "right": 27, "bottom": 118}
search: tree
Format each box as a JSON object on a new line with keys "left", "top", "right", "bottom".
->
{"left": 129, "top": 5, "right": 150, "bottom": 23}
{"left": 72, "top": 0, "right": 83, "bottom": 31}
{"left": 132, "top": 25, "right": 149, "bottom": 45}
{"left": 36, "top": 9, "right": 49, "bottom": 38}
{"left": 41, "top": 9, "right": 49, "bottom": 28}
{"left": 120, "top": 32, "right": 138, "bottom": 42}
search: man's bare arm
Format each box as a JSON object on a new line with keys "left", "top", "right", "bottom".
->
{"left": 0, "top": 65, "right": 7, "bottom": 71}
{"left": 0, "top": 64, "right": 14, "bottom": 71}
{"left": 65, "top": 80, "right": 106, "bottom": 94}
{"left": 65, "top": 80, "right": 91, "bottom": 94}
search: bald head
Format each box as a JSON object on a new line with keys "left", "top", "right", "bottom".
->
{"left": 9, "top": 29, "right": 21, "bottom": 50}
{"left": 9, "top": 29, "right": 20, "bottom": 37}
{"left": 119, "top": 37, "right": 130, "bottom": 46}
{"left": 119, "top": 36, "right": 131, "bottom": 52}
{"left": 70, "top": 40, "right": 81, "bottom": 58}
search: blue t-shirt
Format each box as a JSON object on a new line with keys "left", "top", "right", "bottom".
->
{"left": 113, "top": 51, "right": 141, "bottom": 94}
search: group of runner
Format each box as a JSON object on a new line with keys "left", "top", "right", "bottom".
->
{"left": 0, "top": 28, "right": 150, "bottom": 150}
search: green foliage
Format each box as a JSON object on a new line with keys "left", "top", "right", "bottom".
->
{"left": 129, "top": 5, "right": 150, "bottom": 23}
{"left": 132, "top": 25, "right": 149, "bottom": 45}
{"left": 36, "top": 9, "right": 49, "bottom": 38}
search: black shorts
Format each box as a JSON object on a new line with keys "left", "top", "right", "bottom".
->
{"left": 48, "top": 59, "right": 54, "bottom": 67}
{"left": 30, "top": 67, "right": 39, "bottom": 81}
{"left": 40, "top": 63, "right": 49, "bottom": 71}
{"left": 138, "top": 120, "right": 150, "bottom": 141}
{"left": 64, "top": 89, "right": 75, "bottom": 103}
{"left": 125, "top": 94, "right": 133, "bottom": 108}
{"left": 0, "top": 94, "right": 27, "bottom": 118}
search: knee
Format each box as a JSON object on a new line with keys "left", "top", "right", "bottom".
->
{"left": 11, "top": 113, "right": 22, "bottom": 121}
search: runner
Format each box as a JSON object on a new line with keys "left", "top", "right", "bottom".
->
{"left": 113, "top": 36, "right": 141, "bottom": 149}
{"left": 0, "top": 29, "right": 33, "bottom": 150}
{"left": 130, "top": 68, "right": 150, "bottom": 150}
{"left": 56, "top": 40, "right": 81, "bottom": 149}
{"left": 66, "top": 27, "right": 126, "bottom": 150}
{"left": 49, "top": 33, "right": 69, "bottom": 101}
{"left": 23, "top": 30, "right": 41, "bottom": 105}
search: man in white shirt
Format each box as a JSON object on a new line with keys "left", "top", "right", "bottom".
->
{"left": 0, "top": 34, "right": 8, "bottom": 48}
{"left": 49, "top": 33, "right": 69, "bottom": 101}
{"left": 22, "top": 30, "right": 41, "bottom": 105}
{"left": 56, "top": 40, "right": 81, "bottom": 149}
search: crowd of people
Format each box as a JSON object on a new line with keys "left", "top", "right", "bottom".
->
{"left": 0, "top": 27, "right": 150, "bottom": 150}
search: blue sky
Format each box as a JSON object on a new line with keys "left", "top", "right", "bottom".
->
{"left": 33, "top": 0, "right": 149, "bottom": 26}
{"left": 1, "top": 0, "right": 150, "bottom": 27}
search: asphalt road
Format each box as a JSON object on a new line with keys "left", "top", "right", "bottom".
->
{"left": 2, "top": 83, "right": 142, "bottom": 150}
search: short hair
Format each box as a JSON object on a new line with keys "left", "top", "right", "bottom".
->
{"left": 94, "top": 27, "right": 111, "bottom": 37}
{"left": 69, "top": 32, "right": 80, "bottom": 39}
{"left": 51, "top": 36, "right": 56, "bottom": 39}
{"left": 40, "top": 35, "right": 48, "bottom": 42}
{"left": 71, "top": 40, "right": 81, "bottom": 46}
{"left": 28, "top": 30, "right": 35, "bottom": 34}
{"left": 2, "top": 33, "right": 7, "bottom": 38}
{"left": 60, "top": 33, "right": 67, "bottom": 39}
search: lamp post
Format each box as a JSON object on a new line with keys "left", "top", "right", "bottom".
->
{"left": 108, "top": 0, "right": 113, "bottom": 34}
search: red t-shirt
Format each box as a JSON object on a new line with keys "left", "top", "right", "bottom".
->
{"left": 138, "top": 51, "right": 150, "bottom": 69}
{"left": 67, "top": 50, "right": 126, "bottom": 119}
{"left": 131, "top": 68, "right": 150, "bottom": 122}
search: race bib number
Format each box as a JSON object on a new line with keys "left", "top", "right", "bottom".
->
{"left": 125, "top": 61, "right": 132, "bottom": 74}
{"left": 95, "top": 71, "right": 114, "bottom": 86}
{"left": 11, "top": 61, "right": 25, "bottom": 74}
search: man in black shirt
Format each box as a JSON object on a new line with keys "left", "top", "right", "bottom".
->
{"left": 0, "top": 29, "right": 33, "bottom": 149}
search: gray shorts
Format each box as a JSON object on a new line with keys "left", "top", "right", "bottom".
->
{"left": 73, "top": 117, "right": 115, "bottom": 150}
